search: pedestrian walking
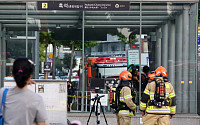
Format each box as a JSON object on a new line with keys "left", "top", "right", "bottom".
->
{"left": 1, "top": 57, "right": 47, "bottom": 125}
{"left": 67, "top": 82, "right": 76, "bottom": 112}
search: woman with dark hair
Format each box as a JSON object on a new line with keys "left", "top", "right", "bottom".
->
{"left": 1, "top": 58, "right": 47, "bottom": 125}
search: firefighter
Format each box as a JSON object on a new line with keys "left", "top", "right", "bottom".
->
{"left": 116, "top": 70, "right": 137, "bottom": 125}
{"left": 147, "top": 71, "right": 156, "bottom": 82}
{"left": 140, "top": 66, "right": 176, "bottom": 125}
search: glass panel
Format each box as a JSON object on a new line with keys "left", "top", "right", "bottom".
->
{"left": 28, "top": 2, "right": 82, "bottom": 124}
{"left": 0, "top": 1, "right": 26, "bottom": 81}
{"left": 82, "top": 2, "right": 141, "bottom": 113}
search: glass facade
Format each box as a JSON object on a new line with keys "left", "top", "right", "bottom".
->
{"left": 0, "top": 1, "right": 198, "bottom": 114}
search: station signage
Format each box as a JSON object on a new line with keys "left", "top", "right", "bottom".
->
{"left": 44, "top": 62, "right": 51, "bottom": 72}
{"left": 37, "top": 1, "right": 129, "bottom": 11}
{"left": 127, "top": 49, "right": 140, "bottom": 67}
{"left": 198, "top": 27, "right": 200, "bottom": 115}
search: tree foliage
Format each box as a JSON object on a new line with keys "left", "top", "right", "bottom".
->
{"left": 55, "top": 57, "right": 65, "bottom": 72}
{"left": 39, "top": 31, "right": 99, "bottom": 80}
{"left": 39, "top": 43, "right": 46, "bottom": 62}
{"left": 129, "top": 34, "right": 138, "bottom": 44}
{"left": 199, "top": 2, "right": 200, "bottom": 22}
{"left": 111, "top": 33, "right": 138, "bottom": 44}
{"left": 39, "top": 31, "right": 55, "bottom": 45}
{"left": 63, "top": 53, "right": 77, "bottom": 69}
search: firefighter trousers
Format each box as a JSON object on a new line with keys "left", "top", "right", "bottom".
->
{"left": 142, "top": 114, "right": 170, "bottom": 125}
{"left": 116, "top": 114, "right": 132, "bottom": 125}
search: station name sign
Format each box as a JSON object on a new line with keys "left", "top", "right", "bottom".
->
{"left": 37, "top": 1, "right": 129, "bottom": 11}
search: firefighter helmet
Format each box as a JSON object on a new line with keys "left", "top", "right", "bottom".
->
{"left": 120, "top": 70, "right": 132, "bottom": 81}
{"left": 148, "top": 71, "right": 156, "bottom": 80}
{"left": 155, "top": 66, "right": 167, "bottom": 77}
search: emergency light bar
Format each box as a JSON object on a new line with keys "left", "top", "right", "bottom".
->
{"left": 96, "top": 63, "right": 127, "bottom": 67}
{"left": 95, "top": 57, "right": 127, "bottom": 63}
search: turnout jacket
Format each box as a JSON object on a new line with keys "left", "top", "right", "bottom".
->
{"left": 118, "top": 86, "right": 137, "bottom": 115}
{"left": 140, "top": 77, "right": 176, "bottom": 115}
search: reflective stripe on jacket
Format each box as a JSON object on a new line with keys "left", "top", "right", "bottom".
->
{"left": 118, "top": 86, "right": 136, "bottom": 115}
{"left": 140, "top": 77, "right": 176, "bottom": 115}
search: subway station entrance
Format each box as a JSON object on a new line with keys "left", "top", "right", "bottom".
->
{"left": 0, "top": 0, "right": 199, "bottom": 115}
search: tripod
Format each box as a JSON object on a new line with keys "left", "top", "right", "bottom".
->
{"left": 86, "top": 93, "right": 108, "bottom": 125}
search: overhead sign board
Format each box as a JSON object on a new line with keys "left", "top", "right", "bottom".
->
{"left": 127, "top": 49, "right": 140, "bottom": 67}
{"left": 37, "top": 1, "right": 129, "bottom": 11}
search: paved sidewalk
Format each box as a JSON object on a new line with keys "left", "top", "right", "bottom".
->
{"left": 67, "top": 113, "right": 200, "bottom": 125}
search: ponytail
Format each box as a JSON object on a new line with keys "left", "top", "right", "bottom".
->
{"left": 12, "top": 58, "right": 35, "bottom": 88}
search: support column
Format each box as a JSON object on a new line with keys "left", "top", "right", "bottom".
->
{"left": 161, "top": 22, "right": 168, "bottom": 69}
{"left": 35, "top": 31, "right": 39, "bottom": 79}
{"left": 175, "top": 14, "right": 183, "bottom": 113}
{"left": 149, "top": 32, "right": 156, "bottom": 70}
{"left": 0, "top": 24, "right": 2, "bottom": 86}
{"left": 182, "top": 5, "right": 190, "bottom": 113}
{"left": 1, "top": 27, "right": 6, "bottom": 87}
{"left": 81, "top": 11, "right": 85, "bottom": 112}
{"left": 155, "top": 27, "right": 161, "bottom": 68}
{"left": 189, "top": 3, "right": 197, "bottom": 113}
{"left": 168, "top": 20, "right": 175, "bottom": 87}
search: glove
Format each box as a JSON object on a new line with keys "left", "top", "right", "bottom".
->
{"left": 141, "top": 111, "right": 145, "bottom": 116}
{"left": 170, "top": 115, "right": 174, "bottom": 119}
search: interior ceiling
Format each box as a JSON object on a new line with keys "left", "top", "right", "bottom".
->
{"left": 0, "top": 1, "right": 193, "bottom": 34}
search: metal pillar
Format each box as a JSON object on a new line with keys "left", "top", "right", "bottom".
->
{"left": 26, "top": 2, "right": 28, "bottom": 58}
{"left": 161, "top": 23, "right": 168, "bottom": 69}
{"left": 149, "top": 32, "right": 156, "bottom": 70}
{"left": 0, "top": 24, "right": 2, "bottom": 86}
{"left": 81, "top": 11, "right": 85, "bottom": 112}
{"left": 175, "top": 14, "right": 183, "bottom": 113}
{"left": 139, "top": 2, "right": 142, "bottom": 110}
{"left": 155, "top": 27, "right": 161, "bottom": 68}
{"left": 35, "top": 31, "right": 39, "bottom": 79}
{"left": 168, "top": 20, "right": 175, "bottom": 87}
{"left": 182, "top": 5, "right": 190, "bottom": 113}
{"left": 1, "top": 27, "right": 6, "bottom": 87}
{"left": 189, "top": 3, "right": 197, "bottom": 113}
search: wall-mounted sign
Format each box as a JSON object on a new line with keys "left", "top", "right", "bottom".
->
{"left": 127, "top": 49, "right": 140, "bottom": 67}
{"left": 38, "top": 1, "right": 129, "bottom": 11}
{"left": 197, "top": 27, "right": 200, "bottom": 115}
{"left": 48, "top": 54, "right": 53, "bottom": 59}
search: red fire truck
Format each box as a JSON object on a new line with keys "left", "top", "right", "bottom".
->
{"left": 85, "top": 57, "right": 127, "bottom": 90}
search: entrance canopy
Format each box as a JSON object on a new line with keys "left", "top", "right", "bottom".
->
{"left": 0, "top": 2, "right": 191, "bottom": 31}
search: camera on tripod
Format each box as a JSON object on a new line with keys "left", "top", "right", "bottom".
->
{"left": 87, "top": 78, "right": 108, "bottom": 125}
